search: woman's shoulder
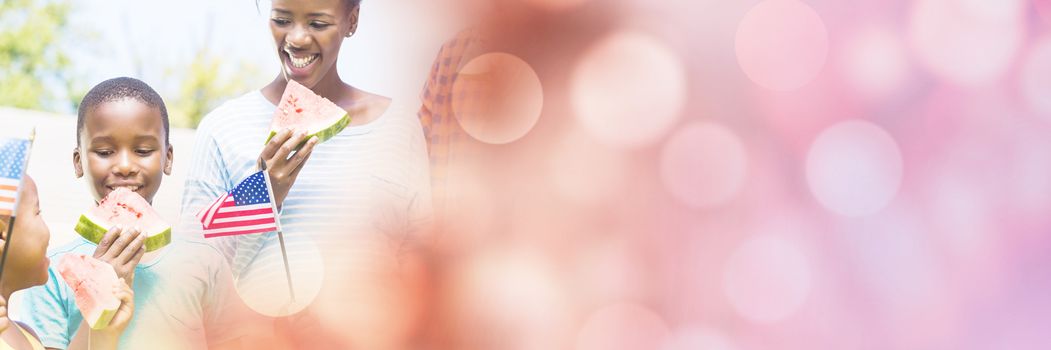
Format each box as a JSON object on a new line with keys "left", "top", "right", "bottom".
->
{"left": 374, "top": 99, "right": 423, "bottom": 133}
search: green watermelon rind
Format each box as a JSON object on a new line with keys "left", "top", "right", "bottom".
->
{"left": 264, "top": 112, "right": 350, "bottom": 148}
{"left": 87, "top": 307, "right": 118, "bottom": 330}
{"left": 74, "top": 214, "right": 172, "bottom": 252}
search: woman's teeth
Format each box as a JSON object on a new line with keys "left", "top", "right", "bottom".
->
{"left": 286, "top": 49, "right": 318, "bottom": 68}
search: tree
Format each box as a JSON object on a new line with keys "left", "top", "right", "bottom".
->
{"left": 167, "top": 49, "right": 263, "bottom": 128}
{"left": 0, "top": 0, "right": 81, "bottom": 111}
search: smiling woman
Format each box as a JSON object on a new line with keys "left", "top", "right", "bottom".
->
{"left": 266, "top": 0, "right": 360, "bottom": 90}
{"left": 180, "top": 0, "right": 432, "bottom": 347}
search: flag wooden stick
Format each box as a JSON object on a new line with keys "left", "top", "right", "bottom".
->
{"left": 0, "top": 216, "right": 16, "bottom": 284}
{"left": 275, "top": 224, "right": 295, "bottom": 302}
{"left": 259, "top": 163, "right": 296, "bottom": 302}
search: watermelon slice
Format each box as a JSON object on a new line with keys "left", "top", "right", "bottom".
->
{"left": 74, "top": 187, "right": 171, "bottom": 252}
{"left": 57, "top": 253, "right": 122, "bottom": 330}
{"left": 265, "top": 79, "right": 351, "bottom": 148}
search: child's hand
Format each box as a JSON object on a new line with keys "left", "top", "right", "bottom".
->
{"left": 0, "top": 295, "right": 9, "bottom": 335}
{"left": 87, "top": 278, "right": 135, "bottom": 348}
{"left": 93, "top": 226, "right": 146, "bottom": 281}
{"left": 107, "top": 277, "right": 135, "bottom": 334}
{"left": 258, "top": 129, "right": 318, "bottom": 209}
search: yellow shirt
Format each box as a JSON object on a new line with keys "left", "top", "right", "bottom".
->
{"left": 0, "top": 324, "right": 45, "bottom": 350}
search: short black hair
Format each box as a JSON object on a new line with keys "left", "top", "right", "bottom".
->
{"left": 77, "top": 77, "right": 169, "bottom": 147}
{"left": 256, "top": 0, "right": 361, "bottom": 13}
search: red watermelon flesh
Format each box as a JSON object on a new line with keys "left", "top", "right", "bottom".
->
{"left": 57, "top": 253, "right": 122, "bottom": 330}
{"left": 74, "top": 187, "right": 171, "bottom": 252}
{"left": 265, "top": 79, "right": 350, "bottom": 147}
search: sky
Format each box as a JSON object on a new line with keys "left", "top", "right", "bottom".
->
{"left": 59, "top": 0, "right": 457, "bottom": 113}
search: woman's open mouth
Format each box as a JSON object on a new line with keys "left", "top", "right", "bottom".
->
{"left": 284, "top": 46, "right": 319, "bottom": 70}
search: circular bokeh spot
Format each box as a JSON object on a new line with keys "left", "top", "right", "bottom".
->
{"left": 908, "top": 0, "right": 1023, "bottom": 86}
{"left": 452, "top": 52, "right": 544, "bottom": 145}
{"left": 723, "top": 235, "right": 812, "bottom": 323}
{"left": 234, "top": 235, "right": 325, "bottom": 317}
{"left": 661, "top": 325, "right": 736, "bottom": 350}
{"left": 549, "top": 129, "right": 628, "bottom": 205}
{"left": 575, "top": 303, "right": 671, "bottom": 350}
{"left": 841, "top": 26, "right": 909, "bottom": 98}
{"left": 571, "top": 29, "right": 687, "bottom": 149}
{"left": 806, "top": 120, "right": 903, "bottom": 217}
{"left": 659, "top": 121, "right": 748, "bottom": 209}
{"left": 735, "top": 0, "right": 828, "bottom": 91}
{"left": 447, "top": 250, "right": 574, "bottom": 349}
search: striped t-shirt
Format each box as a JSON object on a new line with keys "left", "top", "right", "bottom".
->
{"left": 179, "top": 90, "right": 432, "bottom": 312}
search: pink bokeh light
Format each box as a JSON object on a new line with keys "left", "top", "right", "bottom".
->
{"left": 735, "top": 0, "right": 828, "bottom": 91}
{"left": 659, "top": 121, "right": 748, "bottom": 209}
{"left": 908, "top": 0, "right": 1025, "bottom": 86}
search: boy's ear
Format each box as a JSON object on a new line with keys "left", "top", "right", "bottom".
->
{"left": 73, "top": 147, "right": 84, "bottom": 178}
{"left": 163, "top": 144, "right": 173, "bottom": 176}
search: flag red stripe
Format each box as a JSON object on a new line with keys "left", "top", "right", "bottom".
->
{"left": 198, "top": 194, "right": 230, "bottom": 228}
{"left": 204, "top": 217, "right": 276, "bottom": 230}
{"left": 213, "top": 208, "right": 273, "bottom": 219}
{"left": 0, "top": 185, "right": 16, "bottom": 191}
{"left": 207, "top": 195, "right": 230, "bottom": 215}
{"left": 203, "top": 226, "right": 277, "bottom": 238}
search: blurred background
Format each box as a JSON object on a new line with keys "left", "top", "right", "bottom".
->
{"left": 5, "top": 0, "right": 1051, "bottom": 349}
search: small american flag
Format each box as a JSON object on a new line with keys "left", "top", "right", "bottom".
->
{"left": 0, "top": 137, "right": 31, "bottom": 217}
{"left": 197, "top": 171, "right": 279, "bottom": 238}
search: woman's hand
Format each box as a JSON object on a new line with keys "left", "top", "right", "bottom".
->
{"left": 258, "top": 129, "right": 319, "bottom": 210}
{"left": 93, "top": 226, "right": 145, "bottom": 281}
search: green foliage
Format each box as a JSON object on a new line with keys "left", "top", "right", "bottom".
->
{"left": 0, "top": 0, "right": 80, "bottom": 111}
{"left": 1, "top": 1, "right": 260, "bottom": 125}
{"left": 168, "top": 49, "right": 262, "bottom": 128}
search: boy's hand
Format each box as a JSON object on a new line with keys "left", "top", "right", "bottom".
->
{"left": 107, "top": 278, "right": 135, "bottom": 333}
{"left": 259, "top": 129, "right": 318, "bottom": 210}
{"left": 88, "top": 278, "right": 135, "bottom": 347}
{"left": 93, "top": 226, "right": 146, "bottom": 282}
{"left": 0, "top": 295, "right": 9, "bottom": 335}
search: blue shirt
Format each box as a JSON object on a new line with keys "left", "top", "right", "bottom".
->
{"left": 16, "top": 236, "right": 245, "bottom": 349}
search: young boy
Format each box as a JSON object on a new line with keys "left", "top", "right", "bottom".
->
{"left": 16, "top": 77, "right": 247, "bottom": 350}
{"left": 1, "top": 176, "right": 135, "bottom": 350}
